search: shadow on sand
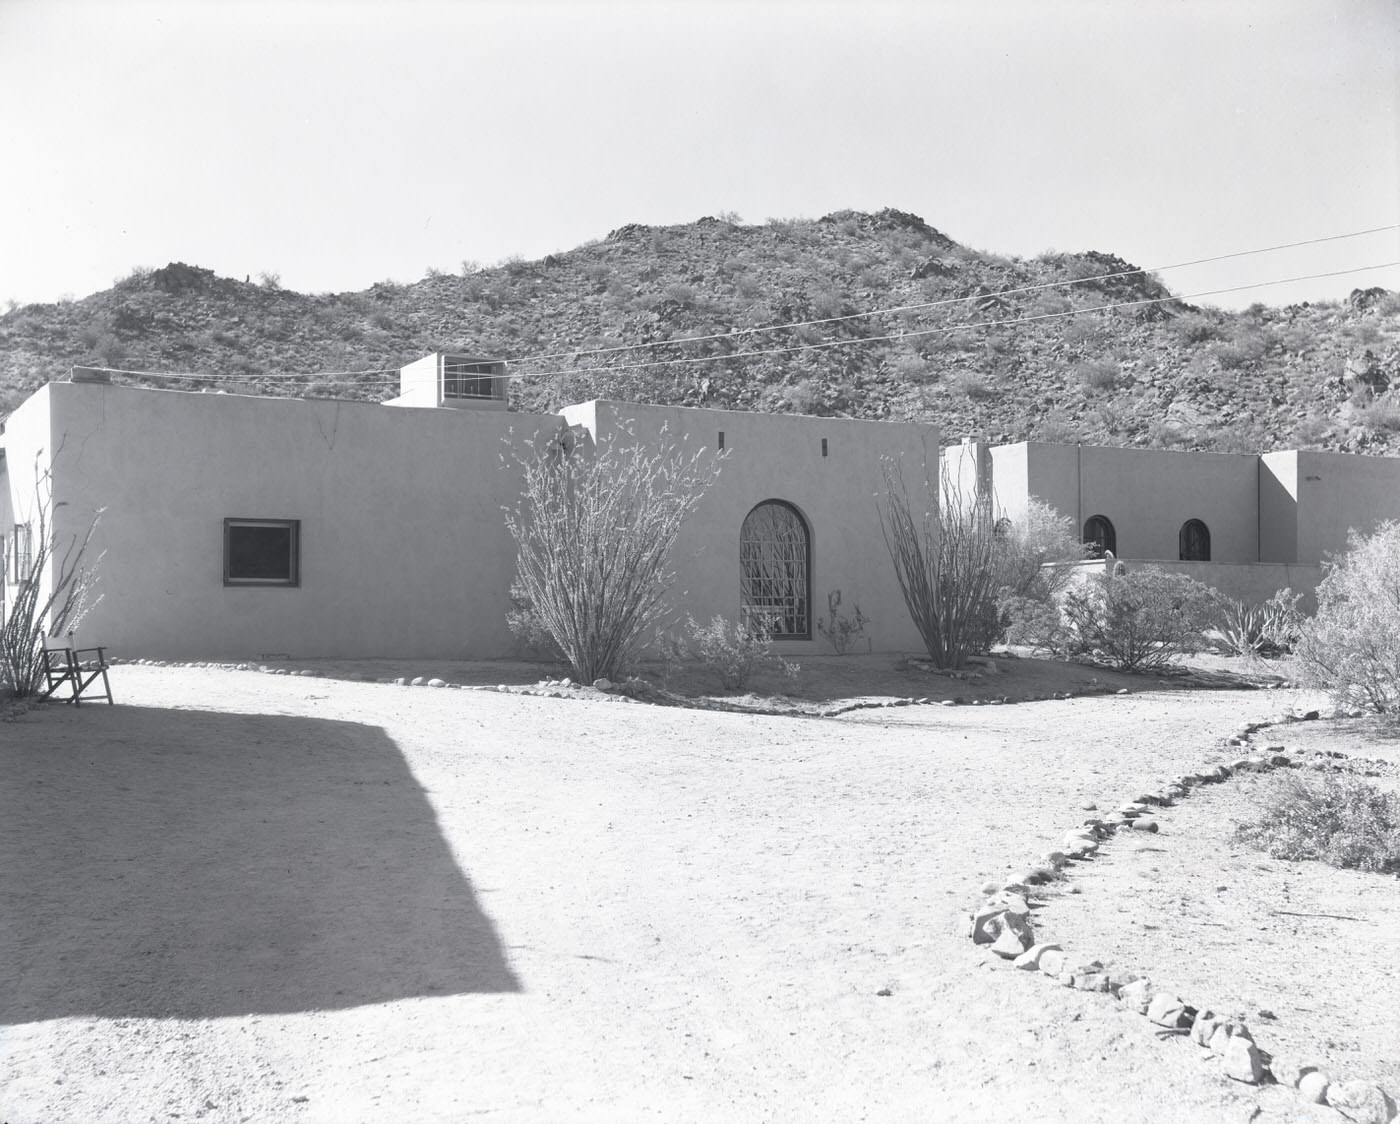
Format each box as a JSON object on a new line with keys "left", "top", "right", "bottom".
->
{"left": 1, "top": 705, "right": 519, "bottom": 1023}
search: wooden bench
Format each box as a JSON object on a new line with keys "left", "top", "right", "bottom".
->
{"left": 40, "top": 634, "right": 113, "bottom": 705}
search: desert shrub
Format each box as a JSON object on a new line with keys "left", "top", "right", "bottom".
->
{"left": 954, "top": 370, "right": 995, "bottom": 400}
{"left": 1058, "top": 567, "right": 1217, "bottom": 671}
{"left": 1235, "top": 771, "right": 1400, "bottom": 873}
{"left": 1000, "top": 594, "right": 1072, "bottom": 655}
{"left": 878, "top": 458, "right": 998, "bottom": 668}
{"left": 1033, "top": 410, "right": 1083, "bottom": 444}
{"left": 816, "top": 589, "right": 869, "bottom": 655}
{"left": 1, "top": 453, "right": 105, "bottom": 696}
{"left": 993, "top": 501, "right": 1086, "bottom": 604}
{"left": 681, "top": 614, "right": 799, "bottom": 691}
{"left": 1212, "top": 328, "right": 1270, "bottom": 369}
{"left": 1074, "top": 358, "right": 1120, "bottom": 392}
{"left": 1296, "top": 521, "right": 1400, "bottom": 714}
{"left": 1354, "top": 396, "right": 1400, "bottom": 434}
{"left": 1173, "top": 311, "right": 1222, "bottom": 345}
{"left": 1212, "top": 588, "right": 1303, "bottom": 657}
{"left": 503, "top": 428, "right": 721, "bottom": 684}
{"left": 1028, "top": 292, "right": 1072, "bottom": 318}
{"left": 1290, "top": 411, "right": 1332, "bottom": 448}
{"left": 888, "top": 352, "right": 931, "bottom": 383}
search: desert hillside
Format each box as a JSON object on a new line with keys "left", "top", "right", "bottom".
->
{"left": 2, "top": 209, "right": 1397, "bottom": 453}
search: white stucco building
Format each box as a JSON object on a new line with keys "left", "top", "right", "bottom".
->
{"left": 0, "top": 358, "right": 936, "bottom": 660}
{"left": 5, "top": 354, "right": 1400, "bottom": 661}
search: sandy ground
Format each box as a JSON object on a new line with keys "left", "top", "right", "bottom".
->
{"left": 0, "top": 659, "right": 1390, "bottom": 1123}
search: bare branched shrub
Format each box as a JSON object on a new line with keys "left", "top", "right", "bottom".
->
{"left": 878, "top": 458, "right": 997, "bottom": 669}
{"left": 1, "top": 453, "right": 104, "bottom": 696}
{"left": 503, "top": 427, "right": 721, "bottom": 684}
{"left": 1296, "top": 521, "right": 1400, "bottom": 714}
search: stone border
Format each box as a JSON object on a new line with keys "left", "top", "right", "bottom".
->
{"left": 958, "top": 721, "right": 1398, "bottom": 1123}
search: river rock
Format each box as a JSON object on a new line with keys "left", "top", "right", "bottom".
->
{"left": 1223, "top": 1036, "right": 1264, "bottom": 1084}
{"left": 1327, "top": 1081, "right": 1397, "bottom": 1124}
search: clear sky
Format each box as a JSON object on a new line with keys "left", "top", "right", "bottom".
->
{"left": 2, "top": 0, "right": 1397, "bottom": 311}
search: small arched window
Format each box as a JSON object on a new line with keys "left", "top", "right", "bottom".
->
{"left": 1179, "top": 519, "right": 1211, "bottom": 562}
{"left": 1083, "top": 514, "right": 1116, "bottom": 557}
{"left": 740, "top": 500, "right": 811, "bottom": 639}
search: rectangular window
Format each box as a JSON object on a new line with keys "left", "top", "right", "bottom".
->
{"left": 224, "top": 519, "right": 300, "bottom": 586}
{"left": 821, "top": 438, "right": 828, "bottom": 457}
{"left": 441, "top": 359, "right": 502, "bottom": 399}
{"left": 10, "top": 523, "right": 32, "bottom": 584}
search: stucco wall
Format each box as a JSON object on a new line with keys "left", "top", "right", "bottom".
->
{"left": 35, "top": 382, "right": 559, "bottom": 659}
{"left": 562, "top": 401, "right": 940, "bottom": 654}
{"left": 1133, "top": 560, "right": 1322, "bottom": 610}
{"left": 1055, "top": 557, "right": 1322, "bottom": 611}
{"left": 1005, "top": 444, "right": 1258, "bottom": 563}
{"left": 1, "top": 386, "right": 58, "bottom": 625}
{"left": 1292, "top": 449, "right": 1400, "bottom": 565}
{"left": 1259, "top": 451, "right": 1299, "bottom": 563}
{"left": 986, "top": 442, "right": 1034, "bottom": 521}
{"left": 1021, "top": 443, "right": 1083, "bottom": 528}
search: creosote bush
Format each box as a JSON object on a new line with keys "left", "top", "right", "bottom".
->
{"left": 503, "top": 427, "right": 721, "bottom": 684}
{"left": 1044, "top": 566, "right": 1216, "bottom": 671}
{"left": 1235, "top": 771, "right": 1400, "bottom": 874}
{"left": 1296, "top": 520, "right": 1400, "bottom": 714}
{"left": 679, "top": 614, "right": 800, "bottom": 692}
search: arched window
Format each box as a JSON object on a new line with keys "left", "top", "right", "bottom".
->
{"left": 1179, "top": 519, "right": 1210, "bottom": 561}
{"left": 1083, "top": 514, "right": 1116, "bottom": 557}
{"left": 740, "top": 500, "right": 811, "bottom": 639}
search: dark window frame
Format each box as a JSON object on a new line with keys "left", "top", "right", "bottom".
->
{"left": 1083, "top": 514, "right": 1116, "bottom": 557}
{"left": 223, "top": 518, "right": 301, "bottom": 587}
{"left": 441, "top": 358, "right": 504, "bottom": 400}
{"left": 740, "top": 499, "right": 812, "bottom": 640}
{"left": 1179, "top": 518, "right": 1211, "bottom": 562}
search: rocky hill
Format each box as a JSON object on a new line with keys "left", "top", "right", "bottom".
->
{"left": 2, "top": 209, "right": 1397, "bottom": 453}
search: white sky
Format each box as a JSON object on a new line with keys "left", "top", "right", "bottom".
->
{"left": 1, "top": 0, "right": 1397, "bottom": 310}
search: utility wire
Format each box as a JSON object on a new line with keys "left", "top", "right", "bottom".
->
{"left": 71, "top": 257, "right": 1399, "bottom": 389}
{"left": 505, "top": 224, "right": 1400, "bottom": 365}
{"left": 510, "top": 261, "right": 1400, "bottom": 381}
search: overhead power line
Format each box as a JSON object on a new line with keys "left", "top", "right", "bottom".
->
{"left": 68, "top": 252, "right": 1399, "bottom": 390}
{"left": 505, "top": 223, "right": 1400, "bottom": 366}
{"left": 508, "top": 261, "right": 1400, "bottom": 381}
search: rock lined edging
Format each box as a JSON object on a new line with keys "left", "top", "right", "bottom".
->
{"left": 958, "top": 732, "right": 1398, "bottom": 1123}
{"left": 107, "top": 659, "right": 644, "bottom": 699}
{"left": 819, "top": 684, "right": 1134, "bottom": 717}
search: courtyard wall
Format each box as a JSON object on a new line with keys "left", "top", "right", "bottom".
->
{"left": 10, "top": 382, "right": 558, "bottom": 659}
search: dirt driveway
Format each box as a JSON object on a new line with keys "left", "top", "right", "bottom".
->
{"left": 0, "top": 664, "right": 1385, "bottom": 1123}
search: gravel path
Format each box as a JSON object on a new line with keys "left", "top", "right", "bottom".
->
{"left": 0, "top": 666, "right": 1358, "bottom": 1123}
